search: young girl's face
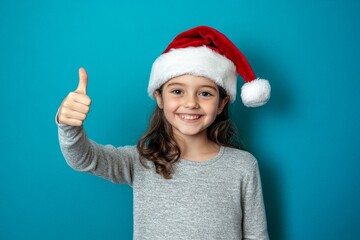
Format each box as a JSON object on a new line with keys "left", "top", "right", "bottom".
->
{"left": 154, "top": 75, "right": 229, "bottom": 140}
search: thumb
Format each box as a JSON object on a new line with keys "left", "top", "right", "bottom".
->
{"left": 76, "top": 67, "right": 88, "bottom": 94}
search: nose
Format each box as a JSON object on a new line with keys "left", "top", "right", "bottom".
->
{"left": 183, "top": 94, "right": 199, "bottom": 109}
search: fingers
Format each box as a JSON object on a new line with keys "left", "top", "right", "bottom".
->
{"left": 57, "top": 115, "right": 84, "bottom": 127}
{"left": 76, "top": 67, "right": 88, "bottom": 94}
{"left": 58, "top": 93, "right": 91, "bottom": 126}
{"left": 60, "top": 107, "right": 87, "bottom": 121}
{"left": 63, "top": 95, "right": 90, "bottom": 114}
{"left": 69, "top": 92, "right": 91, "bottom": 106}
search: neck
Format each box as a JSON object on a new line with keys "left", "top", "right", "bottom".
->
{"left": 174, "top": 132, "right": 220, "bottom": 162}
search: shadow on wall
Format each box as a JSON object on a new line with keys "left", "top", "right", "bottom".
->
{"left": 230, "top": 57, "right": 291, "bottom": 240}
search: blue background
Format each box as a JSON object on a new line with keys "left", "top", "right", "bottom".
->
{"left": 1, "top": 0, "right": 359, "bottom": 239}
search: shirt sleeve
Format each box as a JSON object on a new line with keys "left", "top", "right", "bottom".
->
{"left": 56, "top": 112, "right": 134, "bottom": 186}
{"left": 242, "top": 160, "right": 269, "bottom": 240}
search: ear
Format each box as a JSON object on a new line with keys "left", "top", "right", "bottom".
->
{"left": 217, "top": 96, "right": 230, "bottom": 114}
{"left": 154, "top": 90, "right": 164, "bottom": 109}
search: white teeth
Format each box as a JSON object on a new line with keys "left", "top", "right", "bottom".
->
{"left": 181, "top": 115, "right": 200, "bottom": 120}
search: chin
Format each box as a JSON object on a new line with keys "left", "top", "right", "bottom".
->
{"left": 174, "top": 128, "right": 207, "bottom": 138}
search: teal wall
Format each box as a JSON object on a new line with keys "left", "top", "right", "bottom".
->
{"left": 1, "top": 0, "right": 359, "bottom": 239}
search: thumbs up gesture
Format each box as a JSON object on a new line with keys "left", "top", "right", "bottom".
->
{"left": 57, "top": 67, "right": 92, "bottom": 126}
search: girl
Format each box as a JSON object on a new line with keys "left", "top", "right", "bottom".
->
{"left": 56, "top": 26, "right": 271, "bottom": 240}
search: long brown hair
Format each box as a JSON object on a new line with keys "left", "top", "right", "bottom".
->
{"left": 136, "top": 87, "right": 240, "bottom": 179}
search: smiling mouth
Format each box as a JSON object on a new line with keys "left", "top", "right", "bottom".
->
{"left": 178, "top": 114, "right": 201, "bottom": 120}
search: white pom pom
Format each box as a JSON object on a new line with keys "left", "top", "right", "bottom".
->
{"left": 241, "top": 78, "right": 271, "bottom": 107}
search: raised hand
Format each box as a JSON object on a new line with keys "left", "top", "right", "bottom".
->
{"left": 57, "top": 67, "right": 92, "bottom": 126}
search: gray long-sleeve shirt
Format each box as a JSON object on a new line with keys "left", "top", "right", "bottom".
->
{"left": 58, "top": 123, "right": 269, "bottom": 240}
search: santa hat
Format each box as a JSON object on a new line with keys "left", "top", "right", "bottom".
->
{"left": 148, "top": 26, "right": 270, "bottom": 107}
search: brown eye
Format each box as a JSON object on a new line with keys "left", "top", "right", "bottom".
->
{"left": 200, "top": 91, "right": 213, "bottom": 97}
{"left": 171, "top": 89, "right": 183, "bottom": 95}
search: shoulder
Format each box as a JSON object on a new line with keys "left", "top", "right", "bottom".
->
{"left": 221, "top": 146, "right": 258, "bottom": 174}
{"left": 114, "top": 145, "right": 139, "bottom": 157}
{"left": 117, "top": 144, "right": 137, "bottom": 152}
{"left": 114, "top": 145, "right": 152, "bottom": 168}
{"left": 223, "top": 147, "right": 257, "bottom": 165}
{"left": 99, "top": 144, "right": 140, "bottom": 163}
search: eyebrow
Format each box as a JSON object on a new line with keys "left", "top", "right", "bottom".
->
{"left": 166, "top": 82, "right": 218, "bottom": 91}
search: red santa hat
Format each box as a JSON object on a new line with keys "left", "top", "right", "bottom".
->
{"left": 148, "top": 26, "right": 271, "bottom": 107}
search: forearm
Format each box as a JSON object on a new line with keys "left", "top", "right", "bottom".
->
{"left": 58, "top": 124, "right": 95, "bottom": 172}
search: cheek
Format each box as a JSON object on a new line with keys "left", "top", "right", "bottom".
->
{"left": 205, "top": 102, "right": 220, "bottom": 116}
{"left": 162, "top": 95, "right": 179, "bottom": 110}
{"left": 162, "top": 100, "right": 180, "bottom": 120}
{"left": 163, "top": 101, "right": 178, "bottom": 112}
